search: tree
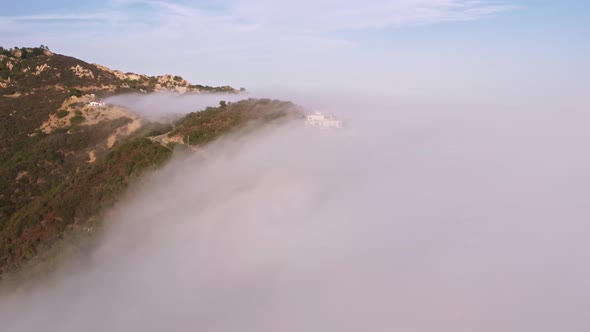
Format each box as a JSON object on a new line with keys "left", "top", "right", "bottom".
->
{"left": 32, "top": 47, "right": 45, "bottom": 56}
{"left": 219, "top": 100, "right": 227, "bottom": 108}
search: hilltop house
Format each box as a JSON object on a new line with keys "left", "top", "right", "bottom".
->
{"left": 305, "top": 111, "right": 343, "bottom": 129}
{"left": 89, "top": 100, "right": 106, "bottom": 107}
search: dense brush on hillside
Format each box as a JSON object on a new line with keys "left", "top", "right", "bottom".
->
{"left": 172, "top": 98, "right": 304, "bottom": 145}
{"left": 0, "top": 46, "right": 304, "bottom": 276}
{"left": 0, "top": 46, "right": 239, "bottom": 95}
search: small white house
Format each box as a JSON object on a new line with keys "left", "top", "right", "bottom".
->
{"left": 305, "top": 111, "right": 343, "bottom": 129}
{"left": 89, "top": 101, "right": 106, "bottom": 107}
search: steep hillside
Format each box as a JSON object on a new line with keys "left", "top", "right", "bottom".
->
{"left": 0, "top": 46, "right": 240, "bottom": 166}
{"left": 0, "top": 46, "right": 303, "bottom": 276}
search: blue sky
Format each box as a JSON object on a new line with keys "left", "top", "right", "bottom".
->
{"left": 1, "top": 0, "right": 588, "bottom": 103}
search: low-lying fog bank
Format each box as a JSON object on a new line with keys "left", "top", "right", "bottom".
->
{"left": 1, "top": 97, "right": 589, "bottom": 331}
{"left": 105, "top": 92, "right": 251, "bottom": 121}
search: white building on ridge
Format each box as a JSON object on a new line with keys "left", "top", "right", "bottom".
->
{"left": 305, "top": 111, "right": 343, "bottom": 129}
{"left": 89, "top": 100, "right": 106, "bottom": 107}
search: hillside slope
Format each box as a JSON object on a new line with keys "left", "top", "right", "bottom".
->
{"left": 0, "top": 46, "right": 303, "bottom": 275}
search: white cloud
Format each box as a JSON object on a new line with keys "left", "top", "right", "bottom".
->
{"left": 0, "top": 1, "right": 513, "bottom": 45}
{"left": 229, "top": 0, "right": 515, "bottom": 32}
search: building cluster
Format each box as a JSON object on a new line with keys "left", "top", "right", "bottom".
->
{"left": 305, "top": 111, "right": 343, "bottom": 129}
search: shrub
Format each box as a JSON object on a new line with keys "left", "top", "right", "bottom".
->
{"left": 31, "top": 48, "right": 44, "bottom": 57}
{"left": 70, "top": 115, "right": 85, "bottom": 126}
{"left": 68, "top": 88, "right": 82, "bottom": 97}
{"left": 56, "top": 110, "right": 69, "bottom": 119}
{"left": 69, "top": 102, "right": 85, "bottom": 108}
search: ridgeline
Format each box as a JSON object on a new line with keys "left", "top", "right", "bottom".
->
{"left": 0, "top": 46, "right": 304, "bottom": 276}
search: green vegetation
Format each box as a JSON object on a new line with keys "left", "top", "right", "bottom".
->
{"left": 142, "top": 122, "right": 174, "bottom": 137}
{"left": 0, "top": 45, "right": 48, "bottom": 59}
{"left": 0, "top": 117, "right": 134, "bottom": 220}
{"left": 0, "top": 138, "right": 172, "bottom": 272}
{"left": 0, "top": 49, "right": 129, "bottom": 95}
{"left": 69, "top": 88, "right": 83, "bottom": 97}
{"left": 69, "top": 101, "right": 85, "bottom": 108}
{"left": 70, "top": 114, "right": 85, "bottom": 126}
{"left": 0, "top": 97, "right": 304, "bottom": 275}
{"left": 188, "top": 84, "right": 239, "bottom": 93}
{"left": 0, "top": 45, "right": 303, "bottom": 278}
{"left": 56, "top": 110, "right": 69, "bottom": 118}
{"left": 171, "top": 98, "right": 303, "bottom": 146}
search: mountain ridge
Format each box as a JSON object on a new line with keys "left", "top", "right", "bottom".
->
{"left": 1, "top": 46, "right": 240, "bottom": 95}
{"left": 0, "top": 46, "right": 303, "bottom": 276}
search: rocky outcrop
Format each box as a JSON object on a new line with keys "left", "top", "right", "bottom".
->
{"left": 34, "top": 64, "right": 50, "bottom": 76}
{"left": 70, "top": 65, "right": 94, "bottom": 79}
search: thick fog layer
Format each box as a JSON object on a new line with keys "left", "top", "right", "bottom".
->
{"left": 1, "top": 99, "right": 590, "bottom": 331}
{"left": 105, "top": 93, "right": 249, "bottom": 120}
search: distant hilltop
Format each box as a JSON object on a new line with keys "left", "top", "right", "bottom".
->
{"left": 0, "top": 45, "right": 242, "bottom": 95}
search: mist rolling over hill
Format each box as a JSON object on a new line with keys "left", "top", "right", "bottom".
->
{"left": 0, "top": 46, "right": 304, "bottom": 274}
{"left": 2, "top": 96, "right": 590, "bottom": 331}
{"left": 2, "top": 0, "right": 590, "bottom": 331}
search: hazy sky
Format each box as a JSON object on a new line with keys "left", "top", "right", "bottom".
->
{"left": 1, "top": 0, "right": 588, "bottom": 102}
